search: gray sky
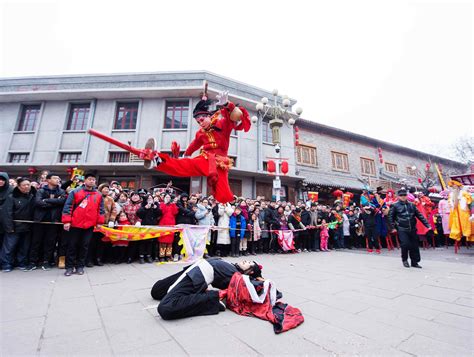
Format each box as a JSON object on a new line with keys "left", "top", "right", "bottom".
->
{"left": 1, "top": 0, "right": 472, "bottom": 160}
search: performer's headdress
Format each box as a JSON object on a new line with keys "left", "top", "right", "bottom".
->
{"left": 447, "top": 180, "right": 462, "bottom": 188}
{"left": 251, "top": 261, "right": 263, "bottom": 279}
{"left": 193, "top": 99, "right": 214, "bottom": 118}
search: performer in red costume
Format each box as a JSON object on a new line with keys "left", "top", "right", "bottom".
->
{"left": 150, "top": 90, "right": 251, "bottom": 203}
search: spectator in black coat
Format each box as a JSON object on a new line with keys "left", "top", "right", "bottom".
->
{"left": 137, "top": 194, "right": 161, "bottom": 263}
{"left": 27, "top": 174, "right": 66, "bottom": 271}
{"left": 0, "top": 172, "right": 14, "bottom": 249}
{"left": 264, "top": 202, "right": 280, "bottom": 253}
{"left": 0, "top": 178, "right": 36, "bottom": 272}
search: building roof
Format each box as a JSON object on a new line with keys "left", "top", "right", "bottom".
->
{"left": 296, "top": 118, "right": 466, "bottom": 168}
{"left": 303, "top": 171, "right": 366, "bottom": 190}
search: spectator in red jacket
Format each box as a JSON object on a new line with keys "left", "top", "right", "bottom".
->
{"left": 62, "top": 173, "right": 104, "bottom": 276}
{"left": 158, "top": 194, "right": 178, "bottom": 262}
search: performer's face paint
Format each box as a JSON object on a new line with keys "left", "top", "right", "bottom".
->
{"left": 236, "top": 260, "right": 254, "bottom": 274}
{"left": 196, "top": 114, "right": 212, "bottom": 130}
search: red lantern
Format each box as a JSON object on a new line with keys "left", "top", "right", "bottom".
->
{"left": 267, "top": 160, "right": 276, "bottom": 173}
{"left": 418, "top": 178, "right": 422, "bottom": 184}
{"left": 27, "top": 167, "right": 37, "bottom": 176}
{"left": 332, "top": 189, "right": 344, "bottom": 198}
{"left": 66, "top": 166, "right": 74, "bottom": 175}
{"left": 294, "top": 126, "right": 299, "bottom": 132}
{"left": 281, "top": 161, "right": 289, "bottom": 175}
{"left": 425, "top": 163, "right": 431, "bottom": 171}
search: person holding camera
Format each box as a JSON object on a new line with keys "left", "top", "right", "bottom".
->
{"left": 137, "top": 194, "right": 162, "bottom": 263}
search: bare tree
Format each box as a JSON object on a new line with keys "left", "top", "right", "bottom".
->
{"left": 451, "top": 136, "right": 474, "bottom": 164}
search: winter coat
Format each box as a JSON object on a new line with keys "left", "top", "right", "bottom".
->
{"left": 264, "top": 207, "right": 281, "bottom": 230}
{"left": 359, "top": 210, "right": 376, "bottom": 229}
{"left": 438, "top": 199, "right": 450, "bottom": 234}
{"left": 309, "top": 210, "right": 318, "bottom": 227}
{"left": 250, "top": 216, "right": 262, "bottom": 241}
{"left": 343, "top": 213, "right": 350, "bottom": 236}
{"left": 195, "top": 204, "right": 214, "bottom": 226}
{"left": 301, "top": 209, "right": 311, "bottom": 226}
{"left": 7, "top": 186, "right": 37, "bottom": 233}
{"left": 102, "top": 195, "right": 118, "bottom": 224}
{"left": 217, "top": 203, "right": 234, "bottom": 244}
{"left": 158, "top": 202, "right": 178, "bottom": 244}
{"left": 137, "top": 201, "right": 161, "bottom": 226}
{"left": 0, "top": 172, "right": 13, "bottom": 233}
{"left": 34, "top": 186, "right": 66, "bottom": 223}
{"left": 258, "top": 210, "right": 269, "bottom": 239}
{"left": 123, "top": 200, "right": 142, "bottom": 225}
{"left": 388, "top": 200, "right": 430, "bottom": 233}
{"left": 229, "top": 213, "right": 246, "bottom": 239}
{"left": 176, "top": 199, "right": 196, "bottom": 225}
{"left": 62, "top": 186, "right": 105, "bottom": 229}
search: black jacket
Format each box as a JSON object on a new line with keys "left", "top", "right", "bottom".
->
{"left": 388, "top": 200, "right": 430, "bottom": 232}
{"left": 176, "top": 200, "right": 196, "bottom": 225}
{"left": 264, "top": 206, "right": 281, "bottom": 229}
{"left": 301, "top": 209, "right": 312, "bottom": 226}
{"left": 34, "top": 186, "right": 66, "bottom": 222}
{"left": 8, "top": 186, "right": 37, "bottom": 233}
{"left": 137, "top": 201, "right": 162, "bottom": 225}
{"left": 360, "top": 210, "right": 376, "bottom": 229}
{"left": 0, "top": 172, "right": 14, "bottom": 233}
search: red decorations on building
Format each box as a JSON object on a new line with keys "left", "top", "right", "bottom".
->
{"left": 294, "top": 126, "right": 299, "bottom": 146}
{"left": 377, "top": 147, "right": 384, "bottom": 164}
{"left": 418, "top": 178, "right": 422, "bottom": 184}
{"left": 66, "top": 167, "right": 75, "bottom": 176}
{"left": 267, "top": 160, "right": 276, "bottom": 173}
{"left": 332, "top": 189, "right": 344, "bottom": 198}
{"left": 425, "top": 163, "right": 431, "bottom": 171}
{"left": 308, "top": 191, "right": 319, "bottom": 202}
{"left": 281, "top": 161, "right": 289, "bottom": 175}
{"left": 27, "top": 167, "right": 37, "bottom": 176}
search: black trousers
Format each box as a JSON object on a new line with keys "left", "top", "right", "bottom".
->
{"left": 230, "top": 237, "right": 240, "bottom": 256}
{"left": 156, "top": 274, "right": 220, "bottom": 320}
{"left": 310, "top": 229, "right": 320, "bottom": 251}
{"left": 66, "top": 227, "right": 94, "bottom": 269}
{"left": 365, "top": 227, "right": 380, "bottom": 249}
{"left": 398, "top": 230, "right": 421, "bottom": 263}
{"left": 138, "top": 238, "right": 154, "bottom": 256}
{"left": 87, "top": 232, "right": 106, "bottom": 263}
{"left": 29, "top": 223, "right": 60, "bottom": 265}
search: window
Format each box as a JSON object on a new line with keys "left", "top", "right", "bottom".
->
{"left": 385, "top": 163, "right": 398, "bottom": 174}
{"left": 360, "top": 157, "right": 376, "bottom": 176}
{"left": 114, "top": 102, "right": 138, "bottom": 130}
{"left": 109, "top": 152, "right": 130, "bottom": 163}
{"left": 60, "top": 152, "right": 81, "bottom": 163}
{"left": 406, "top": 167, "right": 417, "bottom": 176}
{"left": 9, "top": 153, "right": 29, "bottom": 163}
{"left": 164, "top": 100, "right": 189, "bottom": 129}
{"left": 331, "top": 151, "right": 349, "bottom": 171}
{"left": 66, "top": 103, "right": 90, "bottom": 130}
{"left": 262, "top": 121, "right": 272, "bottom": 143}
{"left": 17, "top": 104, "right": 41, "bottom": 131}
{"left": 296, "top": 145, "right": 317, "bottom": 166}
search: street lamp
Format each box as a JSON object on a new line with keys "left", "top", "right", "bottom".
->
{"left": 255, "top": 90, "right": 303, "bottom": 201}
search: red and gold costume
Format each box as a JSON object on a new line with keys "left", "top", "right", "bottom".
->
{"left": 154, "top": 102, "right": 250, "bottom": 203}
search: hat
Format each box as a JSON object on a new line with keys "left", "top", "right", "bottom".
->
{"left": 251, "top": 261, "right": 263, "bottom": 279}
{"left": 397, "top": 189, "right": 408, "bottom": 196}
{"left": 137, "top": 188, "right": 148, "bottom": 195}
{"left": 448, "top": 180, "right": 462, "bottom": 188}
{"left": 193, "top": 99, "right": 214, "bottom": 118}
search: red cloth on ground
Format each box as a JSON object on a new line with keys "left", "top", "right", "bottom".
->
{"left": 224, "top": 273, "right": 304, "bottom": 334}
{"left": 158, "top": 202, "right": 178, "bottom": 243}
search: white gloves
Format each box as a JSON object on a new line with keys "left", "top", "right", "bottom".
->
{"left": 108, "top": 221, "right": 115, "bottom": 228}
{"left": 135, "top": 221, "right": 142, "bottom": 227}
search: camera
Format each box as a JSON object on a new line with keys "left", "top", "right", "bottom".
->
{"left": 275, "top": 144, "right": 281, "bottom": 154}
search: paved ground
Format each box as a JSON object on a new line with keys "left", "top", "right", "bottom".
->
{"left": 1, "top": 248, "right": 473, "bottom": 356}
